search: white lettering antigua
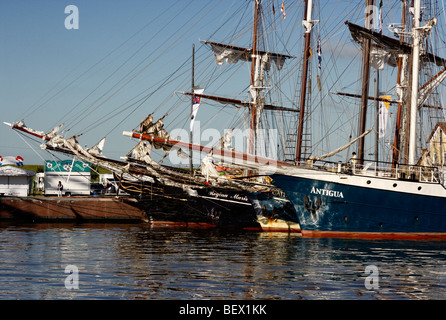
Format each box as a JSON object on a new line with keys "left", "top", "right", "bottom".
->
{"left": 310, "top": 186, "right": 344, "bottom": 198}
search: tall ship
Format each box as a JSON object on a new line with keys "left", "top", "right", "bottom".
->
{"left": 270, "top": 0, "right": 446, "bottom": 238}
{"left": 9, "top": 0, "right": 445, "bottom": 238}
{"left": 117, "top": 0, "right": 304, "bottom": 231}
{"left": 4, "top": 0, "right": 306, "bottom": 232}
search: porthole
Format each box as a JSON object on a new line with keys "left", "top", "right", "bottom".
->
{"left": 393, "top": 183, "right": 397, "bottom": 188}
{"left": 379, "top": 222, "right": 383, "bottom": 228}
{"left": 367, "top": 180, "right": 371, "bottom": 184}
{"left": 418, "top": 186, "right": 422, "bottom": 191}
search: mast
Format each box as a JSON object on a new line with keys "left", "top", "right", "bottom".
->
{"left": 408, "top": 0, "right": 421, "bottom": 165}
{"left": 357, "top": 0, "right": 374, "bottom": 165}
{"left": 249, "top": 0, "right": 260, "bottom": 155}
{"left": 190, "top": 44, "right": 195, "bottom": 176}
{"left": 296, "top": 0, "right": 314, "bottom": 163}
{"left": 181, "top": 92, "right": 298, "bottom": 113}
{"left": 374, "top": 71, "right": 379, "bottom": 165}
{"left": 392, "top": 0, "right": 407, "bottom": 167}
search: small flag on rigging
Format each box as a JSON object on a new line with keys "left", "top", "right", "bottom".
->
{"left": 281, "top": 1, "right": 286, "bottom": 19}
{"left": 190, "top": 88, "right": 204, "bottom": 132}
{"left": 379, "top": 96, "right": 391, "bottom": 138}
{"left": 317, "top": 38, "right": 322, "bottom": 70}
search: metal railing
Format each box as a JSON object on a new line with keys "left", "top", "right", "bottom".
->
{"left": 300, "top": 158, "right": 443, "bottom": 184}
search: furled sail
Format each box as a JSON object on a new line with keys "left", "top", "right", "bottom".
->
{"left": 220, "top": 129, "right": 233, "bottom": 150}
{"left": 128, "top": 114, "right": 173, "bottom": 163}
{"left": 139, "top": 114, "right": 171, "bottom": 152}
{"left": 87, "top": 137, "right": 106, "bottom": 156}
{"left": 346, "top": 21, "right": 446, "bottom": 67}
{"left": 370, "top": 45, "right": 398, "bottom": 70}
{"left": 203, "top": 41, "right": 294, "bottom": 71}
{"left": 139, "top": 113, "right": 154, "bottom": 133}
{"left": 128, "top": 141, "right": 152, "bottom": 163}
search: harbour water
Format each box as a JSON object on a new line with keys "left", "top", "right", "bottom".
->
{"left": 1, "top": 222, "right": 446, "bottom": 301}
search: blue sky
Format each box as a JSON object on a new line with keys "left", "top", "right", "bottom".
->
{"left": 2, "top": 0, "right": 431, "bottom": 166}
{"left": 1, "top": 0, "right": 246, "bottom": 164}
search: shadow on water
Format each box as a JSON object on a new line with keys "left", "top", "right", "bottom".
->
{"left": 1, "top": 222, "right": 446, "bottom": 299}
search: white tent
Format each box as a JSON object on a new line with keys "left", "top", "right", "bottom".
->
{"left": 0, "top": 166, "right": 35, "bottom": 196}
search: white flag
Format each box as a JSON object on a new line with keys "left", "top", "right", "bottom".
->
{"left": 379, "top": 96, "right": 391, "bottom": 138}
{"left": 190, "top": 88, "right": 204, "bottom": 132}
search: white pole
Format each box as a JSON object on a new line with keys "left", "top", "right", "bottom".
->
{"left": 66, "top": 157, "right": 76, "bottom": 186}
{"left": 305, "top": 0, "right": 313, "bottom": 33}
{"left": 408, "top": 0, "right": 421, "bottom": 165}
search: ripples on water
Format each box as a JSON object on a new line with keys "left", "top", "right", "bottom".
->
{"left": 1, "top": 222, "right": 446, "bottom": 300}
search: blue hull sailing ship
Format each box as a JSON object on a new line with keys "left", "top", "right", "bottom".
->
{"left": 271, "top": 164, "right": 446, "bottom": 238}
{"left": 270, "top": 0, "right": 446, "bottom": 238}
